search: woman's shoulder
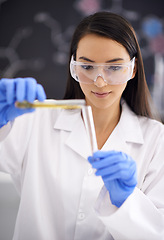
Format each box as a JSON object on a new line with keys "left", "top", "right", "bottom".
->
{"left": 122, "top": 100, "right": 164, "bottom": 137}
{"left": 138, "top": 115, "right": 164, "bottom": 135}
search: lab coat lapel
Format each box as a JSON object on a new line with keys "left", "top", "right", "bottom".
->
{"left": 102, "top": 101, "right": 144, "bottom": 154}
{"left": 101, "top": 126, "right": 129, "bottom": 154}
{"left": 53, "top": 101, "right": 144, "bottom": 159}
{"left": 54, "top": 109, "right": 91, "bottom": 160}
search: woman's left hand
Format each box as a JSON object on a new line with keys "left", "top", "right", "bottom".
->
{"left": 88, "top": 150, "right": 137, "bottom": 208}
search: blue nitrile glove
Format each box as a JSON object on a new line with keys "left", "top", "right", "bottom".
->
{"left": 0, "top": 77, "right": 46, "bottom": 128}
{"left": 88, "top": 150, "right": 137, "bottom": 208}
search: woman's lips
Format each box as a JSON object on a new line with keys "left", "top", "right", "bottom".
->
{"left": 92, "top": 91, "right": 111, "bottom": 98}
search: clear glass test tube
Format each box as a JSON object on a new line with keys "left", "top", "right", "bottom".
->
{"left": 82, "top": 106, "right": 98, "bottom": 153}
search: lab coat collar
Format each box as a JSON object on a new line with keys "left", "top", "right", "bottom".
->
{"left": 119, "top": 100, "right": 144, "bottom": 144}
{"left": 54, "top": 109, "right": 91, "bottom": 159}
{"left": 53, "top": 101, "right": 144, "bottom": 158}
{"left": 102, "top": 101, "right": 144, "bottom": 153}
{"left": 54, "top": 109, "right": 81, "bottom": 132}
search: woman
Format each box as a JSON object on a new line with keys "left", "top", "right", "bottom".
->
{"left": 0, "top": 12, "right": 164, "bottom": 240}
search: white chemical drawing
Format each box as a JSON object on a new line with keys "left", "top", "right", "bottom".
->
{"left": 0, "top": 27, "right": 44, "bottom": 78}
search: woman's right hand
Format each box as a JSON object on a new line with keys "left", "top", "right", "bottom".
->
{"left": 0, "top": 77, "right": 46, "bottom": 127}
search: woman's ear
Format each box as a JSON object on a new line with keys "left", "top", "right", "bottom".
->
{"left": 131, "top": 58, "right": 137, "bottom": 79}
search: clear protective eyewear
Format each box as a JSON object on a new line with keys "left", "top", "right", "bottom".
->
{"left": 70, "top": 56, "right": 135, "bottom": 85}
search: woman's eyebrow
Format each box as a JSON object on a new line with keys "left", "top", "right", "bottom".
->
{"left": 106, "top": 58, "right": 124, "bottom": 63}
{"left": 78, "top": 56, "right": 124, "bottom": 63}
{"left": 79, "top": 56, "right": 94, "bottom": 62}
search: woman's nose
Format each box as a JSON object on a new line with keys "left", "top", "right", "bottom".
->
{"left": 94, "top": 74, "right": 108, "bottom": 88}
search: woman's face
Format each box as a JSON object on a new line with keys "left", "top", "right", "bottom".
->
{"left": 76, "top": 34, "right": 135, "bottom": 110}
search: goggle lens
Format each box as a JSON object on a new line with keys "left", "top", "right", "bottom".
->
{"left": 70, "top": 56, "right": 135, "bottom": 85}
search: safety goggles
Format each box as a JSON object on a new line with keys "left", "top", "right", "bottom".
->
{"left": 70, "top": 56, "right": 135, "bottom": 85}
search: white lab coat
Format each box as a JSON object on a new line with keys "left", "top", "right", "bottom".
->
{"left": 0, "top": 100, "right": 164, "bottom": 240}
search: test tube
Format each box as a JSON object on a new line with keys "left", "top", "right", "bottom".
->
{"left": 16, "top": 99, "right": 97, "bottom": 153}
{"left": 15, "top": 99, "right": 86, "bottom": 109}
{"left": 82, "top": 106, "right": 98, "bottom": 153}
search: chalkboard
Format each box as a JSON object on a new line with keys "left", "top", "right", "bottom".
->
{"left": 0, "top": 0, "right": 164, "bottom": 117}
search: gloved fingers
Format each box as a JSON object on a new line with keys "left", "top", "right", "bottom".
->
{"left": 16, "top": 77, "right": 37, "bottom": 103}
{"left": 123, "top": 173, "right": 137, "bottom": 187}
{"left": 95, "top": 162, "right": 130, "bottom": 177}
{"left": 89, "top": 152, "right": 129, "bottom": 169}
{"left": 15, "top": 78, "right": 26, "bottom": 102}
{"left": 5, "top": 79, "right": 16, "bottom": 104}
{"left": 102, "top": 171, "right": 127, "bottom": 183}
{"left": 105, "top": 170, "right": 136, "bottom": 184}
{"left": 36, "top": 83, "right": 46, "bottom": 101}
{"left": 88, "top": 151, "right": 121, "bottom": 165}
{"left": 92, "top": 150, "right": 117, "bottom": 159}
{"left": 95, "top": 161, "right": 134, "bottom": 180}
{"left": 99, "top": 163, "right": 137, "bottom": 187}
{"left": 26, "top": 77, "right": 37, "bottom": 103}
{"left": 0, "top": 78, "right": 9, "bottom": 92}
{"left": 122, "top": 163, "right": 137, "bottom": 186}
{"left": 15, "top": 77, "right": 46, "bottom": 103}
{"left": 0, "top": 78, "right": 16, "bottom": 104}
{"left": 88, "top": 156, "right": 93, "bottom": 163}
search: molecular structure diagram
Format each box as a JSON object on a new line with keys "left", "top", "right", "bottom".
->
{"left": 34, "top": 12, "right": 75, "bottom": 65}
{"left": 0, "top": 0, "right": 45, "bottom": 78}
{"left": 74, "top": 0, "right": 139, "bottom": 20}
{"left": 0, "top": 0, "right": 163, "bottom": 116}
{"left": 33, "top": 0, "right": 140, "bottom": 66}
{"left": 0, "top": 27, "right": 44, "bottom": 78}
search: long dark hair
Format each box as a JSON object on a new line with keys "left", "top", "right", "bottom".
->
{"left": 64, "top": 11, "right": 156, "bottom": 119}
